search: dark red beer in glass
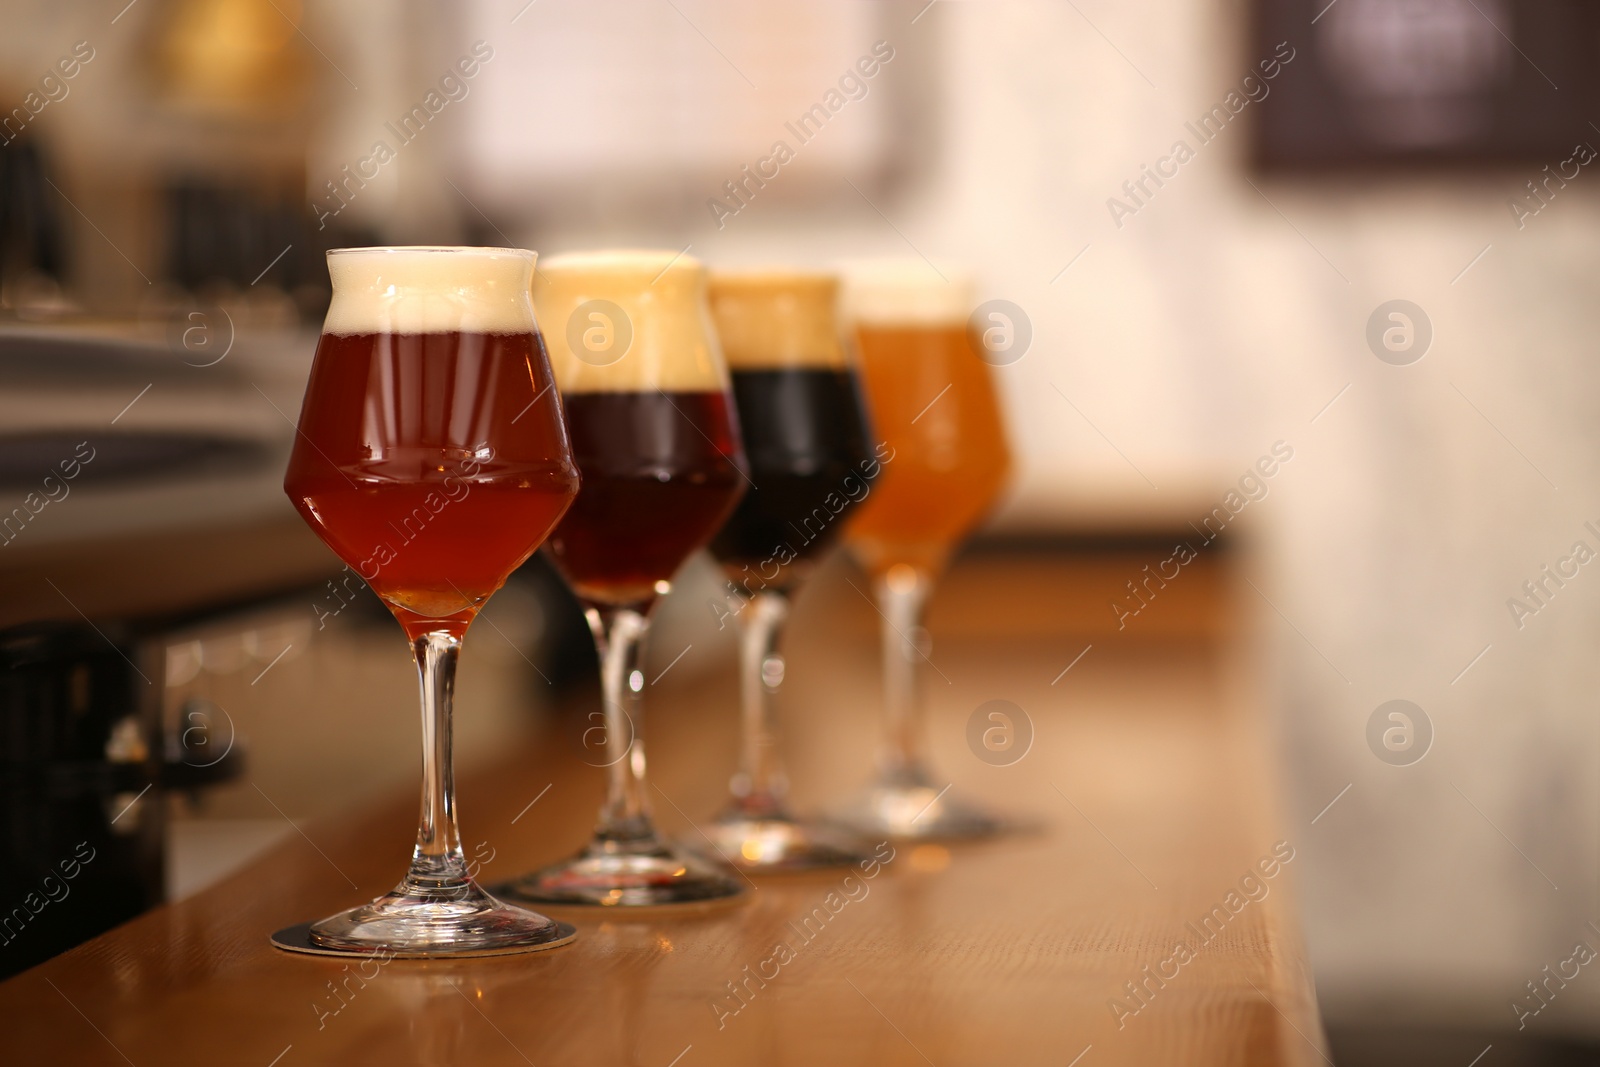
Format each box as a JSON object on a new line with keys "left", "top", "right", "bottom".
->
{"left": 279, "top": 247, "right": 580, "bottom": 957}
{"left": 499, "top": 250, "right": 749, "bottom": 907}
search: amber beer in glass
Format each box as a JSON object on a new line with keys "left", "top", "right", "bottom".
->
{"left": 703, "top": 270, "right": 878, "bottom": 871}
{"left": 840, "top": 262, "right": 1012, "bottom": 839}
{"left": 500, "top": 250, "right": 749, "bottom": 907}
{"left": 280, "top": 247, "right": 580, "bottom": 956}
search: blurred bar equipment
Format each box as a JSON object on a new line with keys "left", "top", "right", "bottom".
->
{"left": 0, "top": 619, "right": 250, "bottom": 981}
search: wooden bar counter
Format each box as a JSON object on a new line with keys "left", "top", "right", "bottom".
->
{"left": 0, "top": 547, "right": 1327, "bottom": 1066}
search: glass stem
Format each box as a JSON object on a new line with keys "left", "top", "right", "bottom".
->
{"left": 877, "top": 571, "right": 932, "bottom": 784}
{"left": 586, "top": 606, "right": 656, "bottom": 845}
{"left": 406, "top": 630, "right": 470, "bottom": 893}
{"left": 729, "top": 590, "right": 791, "bottom": 819}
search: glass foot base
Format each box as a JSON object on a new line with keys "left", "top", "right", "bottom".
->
{"left": 837, "top": 779, "right": 1004, "bottom": 842}
{"left": 707, "top": 810, "right": 873, "bottom": 873}
{"left": 274, "top": 878, "right": 576, "bottom": 958}
{"left": 498, "top": 837, "right": 748, "bottom": 907}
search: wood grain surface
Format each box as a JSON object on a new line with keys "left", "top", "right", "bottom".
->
{"left": 0, "top": 551, "right": 1327, "bottom": 1066}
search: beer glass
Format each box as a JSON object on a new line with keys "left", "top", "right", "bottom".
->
{"left": 280, "top": 247, "right": 581, "bottom": 956}
{"left": 702, "top": 271, "right": 879, "bottom": 871}
{"left": 500, "top": 250, "right": 749, "bottom": 906}
{"left": 839, "top": 261, "right": 1012, "bottom": 840}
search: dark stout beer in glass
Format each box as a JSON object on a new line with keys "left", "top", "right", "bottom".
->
{"left": 707, "top": 272, "right": 877, "bottom": 587}
{"left": 703, "top": 270, "right": 878, "bottom": 871}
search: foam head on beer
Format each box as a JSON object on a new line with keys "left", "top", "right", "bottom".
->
{"left": 838, "top": 258, "right": 975, "bottom": 330}
{"left": 322, "top": 246, "right": 538, "bottom": 336}
{"left": 534, "top": 249, "right": 727, "bottom": 393}
{"left": 707, "top": 270, "right": 848, "bottom": 371}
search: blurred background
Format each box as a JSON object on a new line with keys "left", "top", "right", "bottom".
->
{"left": 1, "top": 0, "right": 1596, "bottom": 1057}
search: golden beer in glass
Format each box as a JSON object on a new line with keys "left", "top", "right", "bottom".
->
{"left": 840, "top": 261, "right": 1012, "bottom": 839}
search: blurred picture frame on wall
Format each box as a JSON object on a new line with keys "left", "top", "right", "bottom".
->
{"left": 1253, "top": 0, "right": 1600, "bottom": 169}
